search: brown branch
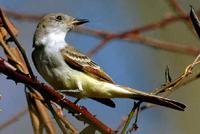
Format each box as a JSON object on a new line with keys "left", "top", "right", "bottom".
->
{"left": 0, "top": 58, "right": 115, "bottom": 134}
{"left": 80, "top": 16, "right": 200, "bottom": 57}
{"left": 129, "top": 34, "right": 200, "bottom": 56}
{"left": 3, "top": 9, "right": 193, "bottom": 33}
{"left": 87, "top": 33, "right": 200, "bottom": 57}
{"left": 0, "top": 9, "right": 34, "bottom": 78}
{"left": 81, "top": 10, "right": 200, "bottom": 57}
{"left": 4, "top": 9, "right": 200, "bottom": 57}
{"left": 0, "top": 9, "right": 57, "bottom": 133}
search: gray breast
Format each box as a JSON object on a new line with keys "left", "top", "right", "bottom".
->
{"left": 32, "top": 47, "right": 72, "bottom": 90}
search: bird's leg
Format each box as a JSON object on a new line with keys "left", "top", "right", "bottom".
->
{"left": 73, "top": 81, "right": 83, "bottom": 104}
{"left": 60, "top": 81, "right": 83, "bottom": 104}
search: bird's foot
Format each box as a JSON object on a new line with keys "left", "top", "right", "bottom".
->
{"left": 74, "top": 98, "right": 81, "bottom": 104}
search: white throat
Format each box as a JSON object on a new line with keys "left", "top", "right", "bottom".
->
{"left": 40, "top": 30, "right": 68, "bottom": 50}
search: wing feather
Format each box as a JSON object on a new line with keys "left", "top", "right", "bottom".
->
{"left": 61, "top": 46, "right": 114, "bottom": 83}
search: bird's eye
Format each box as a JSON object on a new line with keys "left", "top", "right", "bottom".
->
{"left": 56, "top": 16, "right": 62, "bottom": 21}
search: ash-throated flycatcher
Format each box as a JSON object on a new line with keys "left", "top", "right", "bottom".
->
{"left": 32, "top": 13, "right": 185, "bottom": 110}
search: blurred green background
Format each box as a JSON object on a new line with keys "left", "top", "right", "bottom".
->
{"left": 0, "top": 0, "right": 200, "bottom": 134}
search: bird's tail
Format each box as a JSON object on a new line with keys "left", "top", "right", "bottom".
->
{"left": 121, "top": 86, "right": 186, "bottom": 111}
{"left": 87, "top": 81, "right": 186, "bottom": 110}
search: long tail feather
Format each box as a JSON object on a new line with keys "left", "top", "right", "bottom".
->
{"left": 132, "top": 92, "right": 186, "bottom": 111}
{"left": 123, "top": 87, "right": 186, "bottom": 111}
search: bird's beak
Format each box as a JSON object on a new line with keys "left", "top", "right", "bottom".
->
{"left": 71, "top": 18, "right": 89, "bottom": 26}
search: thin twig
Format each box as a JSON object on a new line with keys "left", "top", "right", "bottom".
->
{"left": 4, "top": 9, "right": 197, "bottom": 33}
{"left": 121, "top": 52, "right": 200, "bottom": 133}
{"left": 88, "top": 33, "right": 200, "bottom": 57}
{"left": 120, "top": 102, "right": 141, "bottom": 134}
{"left": 0, "top": 108, "right": 27, "bottom": 130}
{"left": 4, "top": 9, "right": 200, "bottom": 57}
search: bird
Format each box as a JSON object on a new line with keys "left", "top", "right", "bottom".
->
{"left": 32, "top": 13, "right": 186, "bottom": 111}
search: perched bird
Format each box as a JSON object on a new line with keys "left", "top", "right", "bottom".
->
{"left": 32, "top": 13, "right": 186, "bottom": 110}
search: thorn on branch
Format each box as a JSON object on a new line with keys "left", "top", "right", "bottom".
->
{"left": 5, "top": 36, "right": 14, "bottom": 43}
{"left": 165, "top": 66, "right": 172, "bottom": 83}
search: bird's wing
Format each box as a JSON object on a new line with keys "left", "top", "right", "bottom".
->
{"left": 60, "top": 46, "right": 114, "bottom": 83}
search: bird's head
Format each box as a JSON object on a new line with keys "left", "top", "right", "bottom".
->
{"left": 33, "top": 13, "right": 89, "bottom": 47}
